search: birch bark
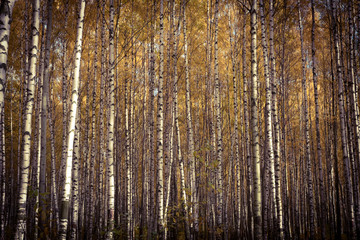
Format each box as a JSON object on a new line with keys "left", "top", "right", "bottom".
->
{"left": 157, "top": 0, "right": 165, "bottom": 236}
{"left": 107, "top": 0, "right": 116, "bottom": 238}
{"left": 298, "top": 3, "right": 315, "bottom": 238}
{"left": 15, "top": 0, "right": 40, "bottom": 238}
{"left": 330, "top": 0, "right": 356, "bottom": 238}
{"left": 259, "top": 1, "right": 277, "bottom": 236}
{"left": 250, "top": 0, "right": 262, "bottom": 238}
{"left": 58, "top": 1, "right": 86, "bottom": 239}
{"left": 39, "top": 1, "right": 53, "bottom": 235}
{"left": 213, "top": 1, "right": 224, "bottom": 235}
{"left": 183, "top": 0, "right": 198, "bottom": 235}
{"left": 268, "top": 0, "right": 284, "bottom": 237}
{"left": 0, "top": 0, "right": 15, "bottom": 236}
{"left": 310, "top": 0, "right": 325, "bottom": 238}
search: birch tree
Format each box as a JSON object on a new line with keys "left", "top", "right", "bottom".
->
{"left": 268, "top": 0, "right": 284, "bottom": 237}
{"left": 259, "top": 0, "right": 277, "bottom": 236}
{"left": 250, "top": 0, "right": 262, "bottom": 238}
{"left": 298, "top": 2, "right": 315, "bottom": 238}
{"left": 107, "top": 0, "right": 116, "bottom": 238}
{"left": 183, "top": 1, "right": 198, "bottom": 236}
{"left": 0, "top": 0, "right": 15, "bottom": 236}
{"left": 310, "top": 0, "right": 325, "bottom": 238}
{"left": 39, "top": 1, "right": 53, "bottom": 236}
{"left": 58, "top": 1, "right": 86, "bottom": 239}
{"left": 213, "top": 0, "right": 224, "bottom": 235}
{"left": 89, "top": 1, "right": 100, "bottom": 238}
{"left": 15, "top": 0, "right": 40, "bottom": 238}
{"left": 330, "top": 0, "right": 356, "bottom": 238}
{"left": 172, "top": 1, "right": 190, "bottom": 238}
{"left": 157, "top": 0, "right": 165, "bottom": 236}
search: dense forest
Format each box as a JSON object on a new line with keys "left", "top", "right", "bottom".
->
{"left": 0, "top": 0, "right": 359, "bottom": 239}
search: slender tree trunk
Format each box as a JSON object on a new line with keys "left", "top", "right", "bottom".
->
{"left": 182, "top": 0, "right": 198, "bottom": 237}
{"left": 60, "top": 0, "right": 69, "bottom": 192}
{"left": 164, "top": 108, "right": 174, "bottom": 240}
{"left": 0, "top": 1, "right": 15, "bottom": 236}
{"left": 172, "top": 2, "right": 190, "bottom": 237}
{"left": 227, "top": 4, "right": 240, "bottom": 237}
{"left": 280, "top": 1, "right": 289, "bottom": 237}
{"left": 298, "top": 3, "right": 315, "bottom": 238}
{"left": 32, "top": 8, "right": 46, "bottom": 235}
{"left": 49, "top": 78, "right": 59, "bottom": 234}
{"left": 89, "top": 2, "right": 100, "bottom": 239}
{"left": 259, "top": 0, "right": 277, "bottom": 237}
{"left": 250, "top": 0, "right": 262, "bottom": 238}
{"left": 268, "top": 0, "right": 284, "bottom": 237}
{"left": 310, "top": 0, "right": 325, "bottom": 238}
{"left": 213, "top": 1, "right": 224, "bottom": 237}
{"left": 70, "top": 108, "right": 81, "bottom": 240}
{"left": 147, "top": 2, "right": 156, "bottom": 237}
{"left": 157, "top": 0, "right": 165, "bottom": 237}
{"left": 39, "top": 1, "right": 53, "bottom": 237}
{"left": 15, "top": 0, "right": 40, "bottom": 238}
{"left": 98, "top": 0, "right": 106, "bottom": 232}
{"left": 330, "top": 0, "right": 356, "bottom": 238}
{"left": 140, "top": 43, "right": 148, "bottom": 236}
{"left": 346, "top": 1, "right": 360, "bottom": 234}
{"left": 58, "top": 1, "right": 86, "bottom": 239}
{"left": 107, "top": 1, "right": 116, "bottom": 238}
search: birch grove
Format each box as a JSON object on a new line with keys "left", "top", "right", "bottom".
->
{"left": 1, "top": 0, "right": 360, "bottom": 239}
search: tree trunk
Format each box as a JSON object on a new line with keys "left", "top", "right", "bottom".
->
{"left": 58, "top": 1, "right": 86, "bottom": 239}
{"left": 268, "top": 0, "right": 284, "bottom": 237}
{"left": 39, "top": 1, "right": 53, "bottom": 236}
{"left": 298, "top": 2, "right": 316, "bottom": 238}
{"left": 0, "top": 0, "right": 15, "bottom": 237}
{"left": 15, "top": 0, "right": 40, "bottom": 238}
{"left": 183, "top": 0, "right": 198, "bottom": 237}
{"left": 172, "top": 1, "right": 190, "bottom": 237}
{"left": 310, "top": 0, "right": 325, "bottom": 238}
{"left": 89, "top": 2, "right": 100, "bottom": 239}
{"left": 70, "top": 109, "right": 81, "bottom": 240}
{"left": 330, "top": 0, "right": 356, "bottom": 238}
{"left": 157, "top": 0, "right": 165, "bottom": 236}
{"left": 98, "top": 0, "right": 106, "bottom": 232}
{"left": 107, "top": 0, "right": 116, "bottom": 238}
{"left": 49, "top": 79, "right": 59, "bottom": 234}
{"left": 213, "top": 1, "right": 224, "bottom": 237}
{"left": 250, "top": 0, "right": 262, "bottom": 238}
{"left": 259, "top": 0, "right": 277, "bottom": 237}
{"left": 60, "top": 0, "right": 69, "bottom": 193}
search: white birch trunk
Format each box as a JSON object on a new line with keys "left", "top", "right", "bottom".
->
{"left": 172, "top": 2, "right": 190, "bottom": 237}
{"left": 70, "top": 115, "right": 80, "bottom": 240}
{"left": 107, "top": 0, "right": 115, "bottom": 238}
{"left": 58, "top": 1, "right": 86, "bottom": 239}
{"left": 268, "top": 0, "right": 284, "bottom": 237}
{"left": 298, "top": 3, "right": 315, "bottom": 238}
{"left": 49, "top": 82, "right": 59, "bottom": 232}
{"left": 15, "top": 0, "right": 40, "bottom": 238}
{"left": 164, "top": 108, "right": 174, "bottom": 240}
{"left": 259, "top": 0, "right": 277, "bottom": 236}
{"left": 183, "top": 1, "right": 198, "bottom": 236}
{"left": 250, "top": 0, "right": 262, "bottom": 238}
{"left": 60, "top": 0, "right": 69, "bottom": 192}
{"left": 310, "top": 0, "right": 325, "bottom": 238}
{"left": 0, "top": 0, "right": 15, "bottom": 236}
{"left": 89, "top": 2, "right": 99, "bottom": 238}
{"left": 157, "top": 0, "right": 165, "bottom": 236}
{"left": 99, "top": 0, "right": 106, "bottom": 231}
{"left": 213, "top": 1, "right": 224, "bottom": 235}
{"left": 330, "top": 0, "right": 356, "bottom": 238}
